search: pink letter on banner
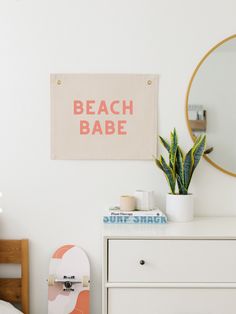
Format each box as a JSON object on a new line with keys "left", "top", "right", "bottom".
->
{"left": 123, "top": 100, "right": 133, "bottom": 115}
{"left": 86, "top": 100, "right": 95, "bottom": 115}
{"left": 105, "top": 120, "right": 115, "bottom": 135}
{"left": 92, "top": 120, "right": 103, "bottom": 135}
{"left": 97, "top": 100, "right": 109, "bottom": 115}
{"left": 74, "top": 100, "right": 84, "bottom": 115}
{"left": 118, "top": 120, "right": 127, "bottom": 135}
{"left": 110, "top": 100, "right": 120, "bottom": 115}
{"left": 80, "top": 120, "right": 90, "bottom": 134}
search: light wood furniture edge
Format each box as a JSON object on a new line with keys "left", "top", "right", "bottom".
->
{"left": 0, "top": 239, "right": 29, "bottom": 314}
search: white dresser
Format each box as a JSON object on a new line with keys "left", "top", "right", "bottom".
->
{"left": 103, "top": 217, "right": 236, "bottom": 314}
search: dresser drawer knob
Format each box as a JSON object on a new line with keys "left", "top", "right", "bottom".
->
{"left": 139, "top": 260, "right": 145, "bottom": 265}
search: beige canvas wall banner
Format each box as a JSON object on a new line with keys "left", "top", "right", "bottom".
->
{"left": 51, "top": 74, "right": 158, "bottom": 160}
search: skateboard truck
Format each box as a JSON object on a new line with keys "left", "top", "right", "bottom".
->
{"left": 48, "top": 274, "right": 90, "bottom": 289}
{"left": 63, "top": 276, "right": 78, "bottom": 291}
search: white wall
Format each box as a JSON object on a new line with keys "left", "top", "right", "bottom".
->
{"left": 189, "top": 50, "right": 236, "bottom": 173}
{"left": 1, "top": 1, "right": 236, "bottom": 313}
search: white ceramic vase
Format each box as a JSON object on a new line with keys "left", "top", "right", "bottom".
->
{"left": 134, "top": 190, "right": 154, "bottom": 211}
{"left": 166, "top": 194, "right": 194, "bottom": 222}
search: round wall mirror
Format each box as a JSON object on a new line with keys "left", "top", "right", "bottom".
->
{"left": 186, "top": 34, "right": 236, "bottom": 177}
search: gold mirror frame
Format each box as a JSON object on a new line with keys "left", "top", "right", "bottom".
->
{"left": 185, "top": 34, "right": 236, "bottom": 178}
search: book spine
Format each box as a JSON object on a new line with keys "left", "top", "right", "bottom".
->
{"left": 103, "top": 216, "right": 167, "bottom": 224}
{"left": 107, "top": 211, "right": 163, "bottom": 217}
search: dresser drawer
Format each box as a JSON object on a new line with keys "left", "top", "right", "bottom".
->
{"left": 108, "top": 288, "right": 236, "bottom": 314}
{"left": 108, "top": 239, "right": 236, "bottom": 282}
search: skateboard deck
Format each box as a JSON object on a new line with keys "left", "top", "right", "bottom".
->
{"left": 48, "top": 244, "right": 90, "bottom": 314}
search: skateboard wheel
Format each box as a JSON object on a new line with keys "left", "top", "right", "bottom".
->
{"left": 48, "top": 275, "right": 56, "bottom": 286}
{"left": 82, "top": 276, "right": 90, "bottom": 287}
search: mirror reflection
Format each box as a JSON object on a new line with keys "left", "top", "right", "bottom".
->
{"left": 187, "top": 36, "right": 236, "bottom": 175}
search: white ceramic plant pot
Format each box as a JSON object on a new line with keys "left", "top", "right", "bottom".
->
{"left": 166, "top": 194, "right": 194, "bottom": 222}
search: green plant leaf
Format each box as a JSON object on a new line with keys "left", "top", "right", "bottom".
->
{"left": 176, "top": 147, "right": 184, "bottom": 182}
{"left": 192, "top": 135, "right": 206, "bottom": 171}
{"left": 154, "top": 158, "right": 164, "bottom": 171}
{"left": 170, "top": 128, "right": 178, "bottom": 169}
{"left": 183, "top": 135, "right": 206, "bottom": 191}
{"left": 176, "top": 146, "right": 186, "bottom": 195}
{"left": 176, "top": 174, "right": 188, "bottom": 195}
{"left": 160, "top": 155, "right": 176, "bottom": 194}
{"left": 159, "top": 136, "right": 170, "bottom": 152}
{"left": 183, "top": 148, "right": 194, "bottom": 190}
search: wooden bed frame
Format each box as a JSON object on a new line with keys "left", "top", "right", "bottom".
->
{"left": 0, "top": 239, "right": 29, "bottom": 314}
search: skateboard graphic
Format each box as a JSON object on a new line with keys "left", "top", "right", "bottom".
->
{"left": 48, "top": 244, "right": 90, "bottom": 314}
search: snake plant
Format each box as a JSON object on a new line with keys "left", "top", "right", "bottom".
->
{"left": 155, "top": 129, "right": 206, "bottom": 195}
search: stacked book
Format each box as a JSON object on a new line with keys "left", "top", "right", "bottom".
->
{"left": 103, "top": 207, "right": 167, "bottom": 224}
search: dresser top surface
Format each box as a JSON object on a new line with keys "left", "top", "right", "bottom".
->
{"left": 103, "top": 217, "right": 236, "bottom": 238}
